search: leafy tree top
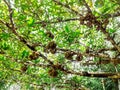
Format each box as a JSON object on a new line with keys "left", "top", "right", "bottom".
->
{"left": 0, "top": 0, "right": 120, "bottom": 89}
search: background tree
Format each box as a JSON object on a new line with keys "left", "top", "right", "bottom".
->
{"left": 0, "top": 0, "right": 120, "bottom": 90}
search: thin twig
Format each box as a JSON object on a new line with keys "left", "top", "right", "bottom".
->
{"left": 53, "top": 0, "right": 83, "bottom": 16}
{"left": 61, "top": 69, "right": 120, "bottom": 78}
{"left": 35, "top": 18, "right": 80, "bottom": 24}
{"left": 83, "top": 0, "right": 92, "bottom": 13}
{"left": 96, "top": 48, "right": 117, "bottom": 53}
{"left": 100, "top": 27, "right": 120, "bottom": 52}
{"left": 104, "top": 11, "right": 120, "bottom": 18}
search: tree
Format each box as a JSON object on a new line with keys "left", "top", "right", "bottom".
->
{"left": 0, "top": 0, "right": 120, "bottom": 90}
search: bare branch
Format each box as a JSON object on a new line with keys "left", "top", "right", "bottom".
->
{"left": 62, "top": 69, "right": 120, "bottom": 78}
{"left": 0, "top": 19, "right": 5, "bottom": 24}
{"left": 83, "top": 0, "right": 92, "bottom": 13}
{"left": 105, "top": 11, "right": 120, "bottom": 18}
{"left": 57, "top": 48, "right": 110, "bottom": 58}
{"left": 81, "top": 59, "right": 120, "bottom": 65}
{"left": 101, "top": 27, "right": 120, "bottom": 52}
{"left": 96, "top": 48, "right": 117, "bottom": 53}
{"left": 35, "top": 17, "right": 80, "bottom": 24}
{"left": 3, "top": 0, "right": 14, "bottom": 28}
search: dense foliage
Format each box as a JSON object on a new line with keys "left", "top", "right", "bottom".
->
{"left": 0, "top": 0, "right": 120, "bottom": 90}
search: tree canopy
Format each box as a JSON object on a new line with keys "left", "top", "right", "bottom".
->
{"left": 0, "top": 0, "right": 120, "bottom": 90}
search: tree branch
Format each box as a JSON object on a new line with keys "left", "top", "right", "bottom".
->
{"left": 100, "top": 27, "right": 120, "bottom": 53}
{"left": 104, "top": 11, "right": 120, "bottom": 18}
{"left": 61, "top": 69, "right": 120, "bottom": 78}
{"left": 83, "top": 0, "right": 92, "bottom": 13}
{"left": 53, "top": 0, "right": 83, "bottom": 16}
{"left": 80, "top": 59, "right": 120, "bottom": 65}
{"left": 57, "top": 48, "right": 110, "bottom": 59}
{"left": 35, "top": 17, "right": 80, "bottom": 24}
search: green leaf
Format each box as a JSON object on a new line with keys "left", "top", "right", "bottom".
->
{"left": 2, "top": 42, "right": 9, "bottom": 50}
{"left": 0, "top": 33, "right": 10, "bottom": 40}
{"left": 95, "top": 0, "right": 104, "bottom": 8}
{"left": 21, "top": 50, "right": 29, "bottom": 58}
{"left": 0, "top": 55, "right": 5, "bottom": 61}
{"left": 108, "top": 29, "right": 116, "bottom": 33}
{"left": 33, "top": 59, "right": 40, "bottom": 64}
{"left": 19, "top": 14, "right": 26, "bottom": 20}
{"left": 102, "top": 7, "right": 110, "bottom": 14}
{"left": 27, "top": 17, "right": 35, "bottom": 26}
{"left": 65, "top": 25, "right": 70, "bottom": 33}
